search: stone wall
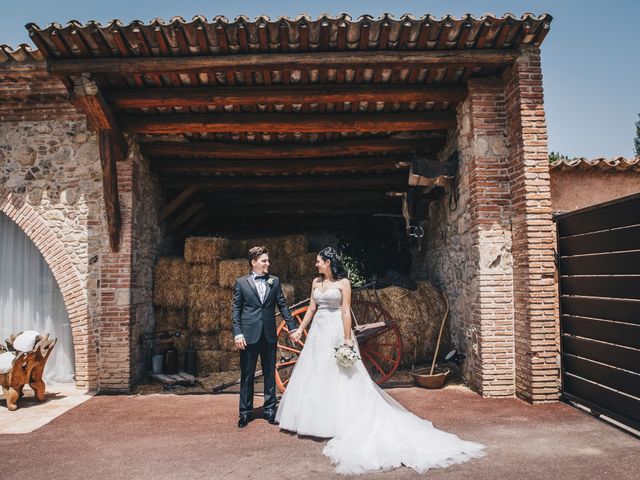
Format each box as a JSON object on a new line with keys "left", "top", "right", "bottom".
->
{"left": 130, "top": 145, "right": 163, "bottom": 383}
{"left": 0, "top": 119, "right": 163, "bottom": 390}
{"left": 423, "top": 105, "right": 478, "bottom": 386}
{"left": 424, "top": 79, "right": 516, "bottom": 397}
{"left": 0, "top": 119, "right": 102, "bottom": 387}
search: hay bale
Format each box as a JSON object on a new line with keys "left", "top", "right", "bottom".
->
{"left": 219, "top": 333, "right": 237, "bottom": 352}
{"left": 188, "top": 309, "right": 226, "bottom": 333}
{"left": 189, "top": 263, "right": 219, "bottom": 287}
{"left": 221, "top": 354, "right": 241, "bottom": 372}
{"left": 155, "top": 308, "right": 188, "bottom": 331}
{"left": 228, "top": 239, "right": 249, "bottom": 259}
{"left": 188, "top": 285, "right": 233, "bottom": 312}
{"left": 191, "top": 333, "right": 220, "bottom": 351}
{"left": 218, "top": 259, "right": 249, "bottom": 288}
{"left": 268, "top": 259, "right": 289, "bottom": 279}
{"left": 153, "top": 257, "right": 189, "bottom": 308}
{"left": 198, "top": 350, "right": 226, "bottom": 374}
{"left": 282, "top": 283, "right": 295, "bottom": 305}
{"left": 375, "top": 282, "right": 449, "bottom": 368}
{"left": 289, "top": 252, "right": 318, "bottom": 278}
{"left": 282, "top": 235, "right": 308, "bottom": 257}
{"left": 184, "top": 237, "right": 230, "bottom": 263}
{"left": 247, "top": 235, "right": 308, "bottom": 259}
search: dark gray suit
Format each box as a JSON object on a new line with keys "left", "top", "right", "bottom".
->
{"left": 232, "top": 273, "right": 297, "bottom": 416}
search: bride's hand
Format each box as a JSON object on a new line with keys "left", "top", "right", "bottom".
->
{"left": 290, "top": 329, "right": 302, "bottom": 343}
{"left": 344, "top": 337, "right": 354, "bottom": 347}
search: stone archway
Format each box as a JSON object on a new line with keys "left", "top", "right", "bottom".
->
{"left": 0, "top": 189, "right": 97, "bottom": 389}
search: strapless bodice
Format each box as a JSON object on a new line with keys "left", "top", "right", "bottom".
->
{"left": 313, "top": 287, "right": 342, "bottom": 310}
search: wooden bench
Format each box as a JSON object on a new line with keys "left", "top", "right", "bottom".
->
{"left": 1, "top": 333, "right": 56, "bottom": 411}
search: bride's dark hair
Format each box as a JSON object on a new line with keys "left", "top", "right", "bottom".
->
{"left": 318, "top": 247, "right": 348, "bottom": 281}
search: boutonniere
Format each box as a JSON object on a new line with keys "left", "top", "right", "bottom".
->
{"left": 266, "top": 277, "right": 274, "bottom": 286}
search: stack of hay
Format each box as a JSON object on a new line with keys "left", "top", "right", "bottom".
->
{"left": 375, "top": 282, "right": 450, "bottom": 368}
{"left": 152, "top": 235, "right": 304, "bottom": 377}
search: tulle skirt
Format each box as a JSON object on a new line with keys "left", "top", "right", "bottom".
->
{"left": 275, "top": 307, "right": 485, "bottom": 475}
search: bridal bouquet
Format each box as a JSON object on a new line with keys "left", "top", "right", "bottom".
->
{"left": 334, "top": 343, "right": 360, "bottom": 368}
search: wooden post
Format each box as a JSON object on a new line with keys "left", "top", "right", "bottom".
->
{"left": 99, "top": 130, "right": 122, "bottom": 252}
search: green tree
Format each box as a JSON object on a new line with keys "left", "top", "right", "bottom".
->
{"left": 635, "top": 114, "right": 640, "bottom": 157}
{"left": 548, "top": 151, "right": 571, "bottom": 163}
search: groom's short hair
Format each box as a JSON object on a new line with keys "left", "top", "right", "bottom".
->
{"left": 248, "top": 246, "right": 269, "bottom": 267}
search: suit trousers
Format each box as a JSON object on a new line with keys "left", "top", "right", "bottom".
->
{"left": 239, "top": 330, "right": 277, "bottom": 416}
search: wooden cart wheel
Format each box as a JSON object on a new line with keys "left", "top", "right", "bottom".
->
{"left": 275, "top": 306, "right": 309, "bottom": 393}
{"left": 351, "top": 300, "right": 403, "bottom": 386}
{"left": 276, "top": 300, "right": 402, "bottom": 392}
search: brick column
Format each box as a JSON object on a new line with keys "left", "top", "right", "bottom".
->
{"left": 503, "top": 47, "right": 559, "bottom": 402}
{"left": 98, "top": 157, "right": 133, "bottom": 392}
{"left": 462, "top": 78, "right": 516, "bottom": 396}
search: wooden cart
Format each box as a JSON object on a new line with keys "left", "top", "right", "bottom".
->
{"left": 275, "top": 283, "right": 402, "bottom": 392}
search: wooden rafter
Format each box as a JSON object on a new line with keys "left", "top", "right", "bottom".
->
{"left": 158, "top": 186, "right": 199, "bottom": 223}
{"left": 166, "top": 202, "right": 205, "bottom": 234}
{"left": 163, "top": 173, "right": 407, "bottom": 191}
{"left": 120, "top": 112, "right": 456, "bottom": 134}
{"left": 143, "top": 136, "right": 444, "bottom": 159}
{"left": 151, "top": 157, "right": 409, "bottom": 176}
{"left": 107, "top": 84, "right": 467, "bottom": 109}
{"left": 47, "top": 49, "right": 519, "bottom": 76}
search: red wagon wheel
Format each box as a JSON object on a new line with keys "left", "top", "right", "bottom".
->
{"left": 275, "top": 306, "right": 309, "bottom": 393}
{"left": 275, "top": 300, "right": 402, "bottom": 392}
{"left": 351, "top": 300, "right": 402, "bottom": 386}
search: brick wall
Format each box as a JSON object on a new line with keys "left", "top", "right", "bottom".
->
{"left": 425, "top": 79, "right": 515, "bottom": 397}
{"left": 425, "top": 49, "right": 558, "bottom": 402}
{"left": 503, "top": 47, "right": 559, "bottom": 402}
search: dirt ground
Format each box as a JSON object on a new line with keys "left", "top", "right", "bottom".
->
{"left": 0, "top": 385, "right": 638, "bottom": 479}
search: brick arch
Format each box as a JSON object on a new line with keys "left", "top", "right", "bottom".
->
{"left": 0, "top": 190, "right": 97, "bottom": 389}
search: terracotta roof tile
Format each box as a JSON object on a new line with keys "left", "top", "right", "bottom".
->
{"left": 550, "top": 157, "right": 640, "bottom": 173}
{"left": 25, "top": 13, "right": 552, "bottom": 59}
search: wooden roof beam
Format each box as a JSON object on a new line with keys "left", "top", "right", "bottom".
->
{"left": 70, "top": 75, "right": 127, "bottom": 158}
{"left": 107, "top": 84, "right": 467, "bottom": 109}
{"left": 151, "top": 156, "right": 409, "bottom": 176}
{"left": 120, "top": 112, "right": 456, "bottom": 135}
{"left": 143, "top": 136, "right": 445, "bottom": 159}
{"left": 158, "top": 186, "right": 199, "bottom": 224}
{"left": 166, "top": 202, "right": 205, "bottom": 234}
{"left": 47, "top": 49, "right": 519, "bottom": 76}
{"left": 162, "top": 173, "right": 408, "bottom": 191}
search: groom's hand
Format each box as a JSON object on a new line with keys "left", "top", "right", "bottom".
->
{"left": 235, "top": 337, "right": 247, "bottom": 350}
{"left": 289, "top": 329, "right": 301, "bottom": 343}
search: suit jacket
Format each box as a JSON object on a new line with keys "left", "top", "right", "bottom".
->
{"left": 232, "top": 274, "right": 297, "bottom": 344}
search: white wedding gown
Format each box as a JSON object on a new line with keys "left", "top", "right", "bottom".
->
{"left": 276, "top": 287, "right": 485, "bottom": 475}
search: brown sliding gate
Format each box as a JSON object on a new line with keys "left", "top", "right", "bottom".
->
{"left": 556, "top": 192, "right": 640, "bottom": 433}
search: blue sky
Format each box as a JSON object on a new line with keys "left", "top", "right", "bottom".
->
{"left": 1, "top": 0, "right": 638, "bottom": 158}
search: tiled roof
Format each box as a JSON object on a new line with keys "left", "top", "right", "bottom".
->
{"left": 0, "top": 44, "right": 44, "bottom": 65}
{"left": 550, "top": 157, "right": 640, "bottom": 173}
{"left": 25, "top": 13, "right": 551, "bottom": 60}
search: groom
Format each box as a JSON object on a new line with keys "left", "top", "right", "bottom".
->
{"left": 232, "top": 246, "right": 298, "bottom": 428}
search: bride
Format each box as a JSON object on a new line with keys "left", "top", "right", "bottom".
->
{"left": 276, "top": 247, "right": 485, "bottom": 475}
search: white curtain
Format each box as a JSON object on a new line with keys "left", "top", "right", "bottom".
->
{"left": 0, "top": 212, "right": 75, "bottom": 383}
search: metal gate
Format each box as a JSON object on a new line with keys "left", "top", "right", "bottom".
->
{"left": 556, "top": 192, "right": 640, "bottom": 432}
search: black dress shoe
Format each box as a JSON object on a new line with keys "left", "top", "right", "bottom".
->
{"left": 238, "top": 414, "right": 252, "bottom": 428}
{"left": 263, "top": 412, "right": 278, "bottom": 425}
